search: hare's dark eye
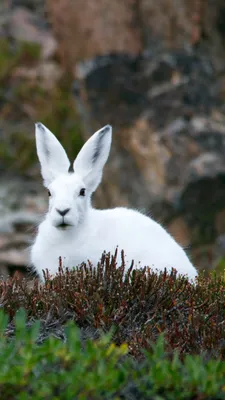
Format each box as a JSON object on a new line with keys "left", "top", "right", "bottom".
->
{"left": 48, "top": 190, "right": 51, "bottom": 197}
{"left": 79, "top": 188, "right": 85, "bottom": 197}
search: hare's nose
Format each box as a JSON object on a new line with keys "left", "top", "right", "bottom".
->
{"left": 56, "top": 208, "right": 70, "bottom": 217}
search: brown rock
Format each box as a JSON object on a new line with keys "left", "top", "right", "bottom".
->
{"left": 47, "top": 0, "right": 225, "bottom": 73}
{"left": 139, "top": 0, "right": 206, "bottom": 48}
{"left": 120, "top": 119, "right": 168, "bottom": 198}
{"left": 168, "top": 217, "right": 191, "bottom": 247}
{"left": 47, "top": 0, "right": 142, "bottom": 72}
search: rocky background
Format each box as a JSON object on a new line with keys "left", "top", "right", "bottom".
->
{"left": 0, "top": 0, "right": 225, "bottom": 278}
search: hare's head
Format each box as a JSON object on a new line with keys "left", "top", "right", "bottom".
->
{"left": 35, "top": 123, "right": 112, "bottom": 230}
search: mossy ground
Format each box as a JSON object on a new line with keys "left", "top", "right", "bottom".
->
{"left": 0, "top": 39, "right": 41, "bottom": 80}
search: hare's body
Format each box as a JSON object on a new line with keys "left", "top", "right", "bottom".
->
{"left": 31, "top": 122, "right": 198, "bottom": 281}
{"left": 32, "top": 206, "right": 196, "bottom": 279}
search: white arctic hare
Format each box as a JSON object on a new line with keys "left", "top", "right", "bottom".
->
{"left": 31, "top": 122, "right": 198, "bottom": 281}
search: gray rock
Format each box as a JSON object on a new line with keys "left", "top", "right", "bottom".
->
{"left": 5, "top": 7, "right": 57, "bottom": 60}
{"left": 74, "top": 50, "right": 225, "bottom": 267}
{"left": 0, "top": 177, "right": 46, "bottom": 276}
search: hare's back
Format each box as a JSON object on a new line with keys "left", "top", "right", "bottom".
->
{"left": 94, "top": 207, "right": 170, "bottom": 242}
{"left": 91, "top": 207, "right": 196, "bottom": 278}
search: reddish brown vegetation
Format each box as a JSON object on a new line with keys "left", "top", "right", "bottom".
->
{"left": 0, "top": 251, "right": 224, "bottom": 360}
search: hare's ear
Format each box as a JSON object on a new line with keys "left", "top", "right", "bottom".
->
{"left": 73, "top": 125, "right": 112, "bottom": 193}
{"left": 35, "top": 123, "right": 70, "bottom": 187}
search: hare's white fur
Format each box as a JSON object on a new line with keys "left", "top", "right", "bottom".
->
{"left": 31, "top": 123, "right": 198, "bottom": 281}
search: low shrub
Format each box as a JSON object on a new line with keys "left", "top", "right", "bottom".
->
{"left": 0, "top": 251, "right": 224, "bottom": 360}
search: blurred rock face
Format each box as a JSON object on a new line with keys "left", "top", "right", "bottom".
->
{"left": 1, "top": 0, "right": 225, "bottom": 276}
{"left": 48, "top": 0, "right": 142, "bottom": 71}
{"left": 0, "top": 177, "right": 46, "bottom": 278}
{"left": 74, "top": 52, "right": 225, "bottom": 266}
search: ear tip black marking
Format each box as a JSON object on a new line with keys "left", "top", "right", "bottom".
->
{"left": 100, "top": 125, "right": 112, "bottom": 134}
{"left": 35, "top": 122, "right": 45, "bottom": 132}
